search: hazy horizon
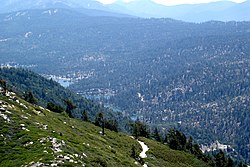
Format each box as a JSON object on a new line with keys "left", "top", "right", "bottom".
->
{"left": 96, "top": 0, "right": 247, "bottom": 6}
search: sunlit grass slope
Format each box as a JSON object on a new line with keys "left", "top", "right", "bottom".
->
{"left": 0, "top": 94, "right": 209, "bottom": 167}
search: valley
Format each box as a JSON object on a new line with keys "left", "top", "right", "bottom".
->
{"left": 0, "top": 7, "right": 249, "bottom": 165}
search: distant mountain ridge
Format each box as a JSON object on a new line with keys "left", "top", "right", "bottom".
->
{"left": 107, "top": 0, "right": 250, "bottom": 22}
{"left": 0, "top": 0, "right": 132, "bottom": 18}
{"left": 0, "top": 0, "right": 250, "bottom": 22}
{"left": 0, "top": 0, "right": 105, "bottom": 11}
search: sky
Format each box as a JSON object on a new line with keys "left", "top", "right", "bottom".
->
{"left": 96, "top": 0, "right": 246, "bottom": 6}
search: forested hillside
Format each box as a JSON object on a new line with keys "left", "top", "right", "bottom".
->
{"left": 0, "top": 68, "right": 128, "bottom": 128}
{"left": 0, "top": 9, "right": 249, "bottom": 163}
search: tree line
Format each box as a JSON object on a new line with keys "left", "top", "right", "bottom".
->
{"left": 128, "top": 119, "right": 248, "bottom": 167}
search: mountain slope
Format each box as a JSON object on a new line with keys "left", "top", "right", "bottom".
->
{"left": 0, "top": 93, "right": 209, "bottom": 167}
{"left": 0, "top": 67, "right": 125, "bottom": 123}
{"left": 108, "top": 0, "right": 250, "bottom": 22}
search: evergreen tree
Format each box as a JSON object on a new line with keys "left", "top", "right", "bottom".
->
{"left": 82, "top": 110, "right": 89, "bottom": 122}
{"left": 164, "top": 134, "right": 168, "bottom": 144}
{"left": 24, "top": 91, "right": 37, "bottom": 105}
{"left": 105, "top": 119, "right": 118, "bottom": 132}
{"left": 215, "top": 150, "right": 227, "bottom": 167}
{"left": 153, "top": 127, "right": 161, "bottom": 142}
{"left": 95, "top": 112, "right": 105, "bottom": 135}
{"left": 63, "top": 99, "right": 76, "bottom": 118}
{"left": 0, "top": 80, "right": 7, "bottom": 95}
{"left": 226, "top": 157, "right": 234, "bottom": 167}
{"left": 95, "top": 112, "right": 104, "bottom": 127}
{"left": 131, "top": 145, "right": 137, "bottom": 159}
{"left": 186, "top": 136, "right": 193, "bottom": 154}
{"left": 193, "top": 143, "right": 203, "bottom": 160}
{"left": 47, "top": 102, "right": 64, "bottom": 113}
{"left": 132, "top": 121, "right": 139, "bottom": 139}
{"left": 131, "top": 120, "right": 150, "bottom": 139}
{"left": 176, "top": 130, "right": 187, "bottom": 150}
{"left": 112, "top": 120, "right": 119, "bottom": 132}
{"left": 167, "top": 128, "right": 187, "bottom": 151}
{"left": 167, "top": 128, "right": 179, "bottom": 150}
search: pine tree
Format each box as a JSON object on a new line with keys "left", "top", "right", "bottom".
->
{"left": 132, "top": 121, "right": 139, "bottom": 139}
{"left": 105, "top": 119, "right": 119, "bottom": 132}
{"left": 167, "top": 129, "right": 179, "bottom": 150}
{"left": 82, "top": 110, "right": 89, "bottom": 122}
{"left": 0, "top": 80, "right": 7, "bottom": 95}
{"left": 132, "top": 120, "right": 150, "bottom": 139}
{"left": 215, "top": 150, "right": 227, "bottom": 167}
{"left": 131, "top": 145, "right": 137, "bottom": 159}
{"left": 164, "top": 134, "right": 168, "bottom": 144}
{"left": 24, "top": 91, "right": 37, "bottom": 105}
{"left": 226, "top": 157, "right": 234, "bottom": 167}
{"left": 153, "top": 128, "right": 161, "bottom": 142}
{"left": 47, "top": 102, "right": 64, "bottom": 113}
{"left": 95, "top": 112, "right": 105, "bottom": 135}
{"left": 63, "top": 99, "right": 76, "bottom": 118}
{"left": 193, "top": 143, "right": 203, "bottom": 159}
{"left": 167, "top": 129, "right": 187, "bottom": 151}
{"left": 186, "top": 136, "right": 193, "bottom": 154}
{"left": 176, "top": 130, "right": 187, "bottom": 150}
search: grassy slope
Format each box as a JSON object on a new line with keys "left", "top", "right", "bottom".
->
{"left": 0, "top": 93, "right": 209, "bottom": 167}
{"left": 139, "top": 138, "right": 208, "bottom": 167}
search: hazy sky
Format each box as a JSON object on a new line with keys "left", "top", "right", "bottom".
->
{"left": 97, "top": 0, "right": 246, "bottom": 5}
